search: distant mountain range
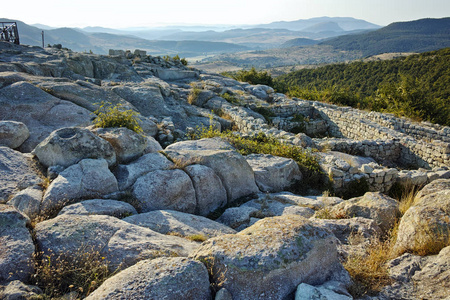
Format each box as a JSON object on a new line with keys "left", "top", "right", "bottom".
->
{"left": 320, "top": 17, "right": 450, "bottom": 56}
{"left": 0, "top": 17, "right": 380, "bottom": 56}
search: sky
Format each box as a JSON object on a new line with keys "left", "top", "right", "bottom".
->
{"left": 5, "top": 0, "right": 450, "bottom": 28}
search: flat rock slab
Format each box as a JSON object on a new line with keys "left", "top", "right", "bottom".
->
{"left": 0, "top": 205, "right": 35, "bottom": 283}
{"left": 86, "top": 257, "right": 211, "bottom": 300}
{"left": 191, "top": 215, "right": 349, "bottom": 300}
{"left": 34, "top": 214, "right": 199, "bottom": 272}
{"left": 123, "top": 210, "right": 235, "bottom": 238}
{"left": 0, "top": 146, "right": 43, "bottom": 203}
{"left": 58, "top": 199, "right": 137, "bottom": 218}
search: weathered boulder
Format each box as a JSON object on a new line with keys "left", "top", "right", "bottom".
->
{"left": 42, "top": 159, "right": 118, "bottom": 213}
{"left": 329, "top": 192, "right": 399, "bottom": 232}
{"left": 246, "top": 154, "right": 302, "bottom": 192}
{"left": 33, "top": 127, "right": 116, "bottom": 168}
{"left": 271, "top": 192, "right": 339, "bottom": 210}
{"left": 191, "top": 215, "right": 349, "bottom": 300}
{"left": 184, "top": 164, "right": 227, "bottom": 216}
{"left": 86, "top": 257, "right": 211, "bottom": 300}
{"left": 58, "top": 199, "right": 137, "bottom": 218}
{"left": 416, "top": 178, "right": 450, "bottom": 199}
{"left": 7, "top": 186, "right": 43, "bottom": 219}
{"left": 0, "top": 280, "right": 42, "bottom": 300}
{"left": 0, "top": 205, "right": 35, "bottom": 283}
{"left": 0, "top": 147, "right": 43, "bottom": 203}
{"left": 216, "top": 206, "right": 259, "bottom": 230}
{"left": 164, "top": 139, "right": 259, "bottom": 203}
{"left": 241, "top": 196, "right": 315, "bottom": 219}
{"left": 295, "top": 282, "right": 352, "bottom": 300}
{"left": 132, "top": 169, "right": 196, "bottom": 214}
{"left": 34, "top": 214, "right": 198, "bottom": 271}
{"left": 114, "top": 152, "right": 174, "bottom": 191}
{"left": 0, "top": 81, "right": 93, "bottom": 152}
{"left": 123, "top": 210, "right": 235, "bottom": 238}
{"left": 394, "top": 189, "right": 450, "bottom": 254}
{"left": 0, "top": 121, "right": 29, "bottom": 149}
{"left": 143, "top": 136, "right": 163, "bottom": 154}
{"left": 92, "top": 127, "right": 147, "bottom": 163}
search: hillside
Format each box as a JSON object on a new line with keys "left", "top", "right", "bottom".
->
{"left": 275, "top": 47, "right": 450, "bottom": 125}
{"left": 321, "top": 17, "right": 450, "bottom": 56}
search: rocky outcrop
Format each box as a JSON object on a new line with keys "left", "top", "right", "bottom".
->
{"left": 0, "top": 121, "right": 29, "bottom": 149}
{"left": 33, "top": 127, "right": 116, "bottom": 168}
{"left": 246, "top": 154, "right": 302, "bottom": 192}
{"left": 191, "top": 215, "right": 350, "bottom": 300}
{"left": 34, "top": 214, "right": 198, "bottom": 271}
{"left": 132, "top": 169, "right": 197, "bottom": 214}
{"left": 0, "top": 205, "right": 35, "bottom": 283}
{"left": 0, "top": 146, "right": 43, "bottom": 203}
{"left": 41, "top": 159, "right": 118, "bottom": 213}
{"left": 85, "top": 257, "right": 211, "bottom": 300}
{"left": 123, "top": 210, "right": 235, "bottom": 238}
{"left": 58, "top": 199, "right": 138, "bottom": 218}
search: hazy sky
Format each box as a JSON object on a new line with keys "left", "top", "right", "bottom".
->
{"left": 6, "top": 0, "right": 450, "bottom": 28}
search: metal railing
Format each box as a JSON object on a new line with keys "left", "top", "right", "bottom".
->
{"left": 0, "top": 22, "right": 20, "bottom": 45}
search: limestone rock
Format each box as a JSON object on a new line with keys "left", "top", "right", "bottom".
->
{"left": 34, "top": 214, "right": 198, "bottom": 272}
{"left": 0, "top": 205, "right": 35, "bottom": 283}
{"left": 165, "top": 137, "right": 235, "bottom": 151}
{"left": 191, "top": 215, "right": 349, "bottom": 300}
{"left": 269, "top": 192, "right": 330, "bottom": 210}
{"left": 184, "top": 164, "right": 227, "bottom": 216}
{"left": 164, "top": 139, "right": 259, "bottom": 203}
{"left": 0, "top": 81, "right": 93, "bottom": 152}
{"left": 241, "top": 196, "right": 315, "bottom": 219}
{"left": 0, "top": 121, "right": 29, "bottom": 149}
{"left": 0, "top": 147, "right": 43, "bottom": 203}
{"left": 58, "top": 199, "right": 137, "bottom": 218}
{"left": 416, "top": 178, "right": 450, "bottom": 199}
{"left": 86, "top": 257, "right": 211, "bottom": 300}
{"left": 143, "top": 136, "right": 163, "bottom": 154}
{"left": 216, "top": 206, "right": 259, "bottom": 229}
{"left": 92, "top": 127, "right": 147, "bottom": 163}
{"left": 7, "top": 186, "right": 43, "bottom": 219}
{"left": 123, "top": 210, "right": 235, "bottom": 238}
{"left": 329, "top": 192, "right": 399, "bottom": 232}
{"left": 295, "top": 282, "right": 352, "bottom": 300}
{"left": 132, "top": 169, "right": 196, "bottom": 214}
{"left": 0, "top": 281, "right": 42, "bottom": 300}
{"left": 42, "top": 159, "right": 118, "bottom": 213}
{"left": 33, "top": 127, "right": 116, "bottom": 168}
{"left": 394, "top": 189, "right": 450, "bottom": 254}
{"left": 114, "top": 152, "right": 174, "bottom": 191}
{"left": 246, "top": 154, "right": 302, "bottom": 192}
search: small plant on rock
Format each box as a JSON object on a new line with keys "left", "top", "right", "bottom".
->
{"left": 92, "top": 102, "right": 143, "bottom": 134}
{"left": 188, "top": 87, "right": 201, "bottom": 105}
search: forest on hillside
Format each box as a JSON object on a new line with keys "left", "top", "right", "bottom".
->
{"left": 274, "top": 48, "right": 450, "bottom": 126}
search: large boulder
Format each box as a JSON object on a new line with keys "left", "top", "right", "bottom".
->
{"left": 92, "top": 127, "right": 147, "bottom": 163}
{"left": 114, "top": 152, "right": 174, "bottom": 191}
{"left": 132, "top": 169, "right": 196, "bottom": 214}
{"left": 123, "top": 210, "right": 235, "bottom": 238}
{"left": 42, "top": 159, "right": 118, "bottom": 213}
{"left": 86, "top": 257, "right": 211, "bottom": 300}
{"left": 0, "top": 81, "right": 93, "bottom": 152}
{"left": 33, "top": 127, "right": 116, "bottom": 168}
{"left": 164, "top": 138, "right": 259, "bottom": 203}
{"left": 7, "top": 186, "right": 43, "bottom": 219}
{"left": 58, "top": 199, "right": 137, "bottom": 218}
{"left": 0, "top": 205, "right": 35, "bottom": 283}
{"left": 394, "top": 189, "right": 450, "bottom": 255}
{"left": 184, "top": 164, "right": 227, "bottom": 216}
{"left": 246, "top": 154, "right": 302, "bottom": 192}
{"left": 0, "top": 121, "right": 29, "bottom": 149}
{"left": 416, "top": 178, "right": 450, "bottom": 199}
{"left": 191, "top": 215, "right": 350, "bottom": 300}
{"left": 0, "top": 147, "right": 43, "bottom": 203}
{"left": 34, "top": 214, "right": 198, "bottom": 272}
{"left": 328, "top": 192, "right": 399, "bottom": 232}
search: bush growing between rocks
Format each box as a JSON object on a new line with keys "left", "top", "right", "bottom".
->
{"left": 187, "top": 87, "right": 201, "bottom": 105}
{"left": 92, "top": 102, "right": 143, "bottom": 134}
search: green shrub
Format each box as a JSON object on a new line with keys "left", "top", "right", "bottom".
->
{"left": 221, "top": 92, "right": 242, "bottom": 105}
{"left": 225, "top": 67, "right": 274, "bottom": 86}
{"left": 93, "top": 102, "right": 143, "bottom": 133}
